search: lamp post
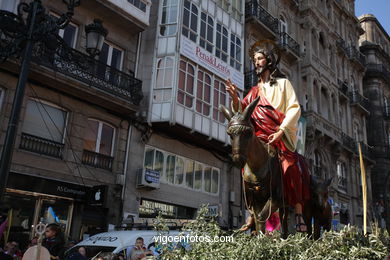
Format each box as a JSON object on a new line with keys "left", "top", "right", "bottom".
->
{"left": 0, "top": 0, "right": 107, "bottom": 201}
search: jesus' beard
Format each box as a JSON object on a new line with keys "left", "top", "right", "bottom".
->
{"left": 256, "top": 66, "right": 268, "bottom": 78}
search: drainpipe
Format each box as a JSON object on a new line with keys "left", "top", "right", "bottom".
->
{"left": 121, "top": 121, "right": 133, "bottom": 219}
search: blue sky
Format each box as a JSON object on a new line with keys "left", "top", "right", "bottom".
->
{"left": 355, "top": 0, "right": 389, "bottom": 35}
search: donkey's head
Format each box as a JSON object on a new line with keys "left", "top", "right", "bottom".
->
{"left": 310, "top": 176, "right": 333, "bottom": 210}
{"left": 219, "top": 97, "right": 260, "bottom": 168}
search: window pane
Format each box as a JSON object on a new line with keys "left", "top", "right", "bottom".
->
{"left": 83, "top": 120, "right": 99, "bottom": 151}
{"left": 111, "top": 47, "right": 122, "bottom": 70}
{"left": 62, "top": 24, "right": 76, "bottom": 48}
{"left": 144, "top": 148, "right": 154, "bottom": 169}
{"left": 166, "top": 155, "right": 175, "bottom": 183}
{"left": 99, "top": 124, "right": 114, "bottom": 155}
{"left": 22, "top": 100, "right": 66, "bottom": 143}
{"left": 155, "top": 151, "right": 164, "bottom": 178}
{"left": 211, "top": 169, "right": 219, "bottom": 193}
{"left": 194, "top": 163, "right": 202, "bottom": 190}
{"left": 185, "top": 160, "right": 194, "bottom": 188}
{"left": 175, "top": 157, "right": 184, "bottom": 185}
{"left": 204, "top": 167, "right": 211, "bottom": 192}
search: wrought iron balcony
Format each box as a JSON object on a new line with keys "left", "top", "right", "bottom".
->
{"left": 279, "top": 32, "right": 300, "bottom": 57}
{"left": 30, "top": 38, "right": 143, "bottom": 106}
{"left": 336, "top": 38, "right": 349, "bottom": 56}
{"left": 245, "top": 0, "right": 279, "bottom": 35}
{"left": 341, "top": 132, "right": 357, "bottom": 153}
{"left": 19, "top": 133, "right": 64, "bottom": 159}
{"left": 337, "top": 79, "right": 349, "bottom": 97}
{"left": 366, "top": 64, "right": 390, "bottom": 82}
{"left": 349, "top": 90, "right": 370, "bottom": 113}
{"left": 82, "top": 149, "right": 113, "bottom": 170}
{"left": 244, "top": 69, "right": 258, "bottom": 90}
{"left": 372, "top": 146, "right": 390, "bottom": 159}
{"left": 347, "top": 47, "right": 366, "bottom": 66}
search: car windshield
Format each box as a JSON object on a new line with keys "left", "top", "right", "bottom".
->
{"left": 65, "top": 245, "right": 117, "bottom": 259}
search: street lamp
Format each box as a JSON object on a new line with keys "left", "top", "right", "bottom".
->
{"left": 0, "top": 0, "right": 106, "bottom": 201}
{"left": 85, "top": 19, "right": 108, "bottom": 58}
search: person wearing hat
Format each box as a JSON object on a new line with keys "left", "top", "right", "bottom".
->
{"left": 226, "top": 40, "right": 310, "bottom": 233}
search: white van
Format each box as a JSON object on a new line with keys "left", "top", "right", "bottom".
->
{"left": 65, "top": 230, "right": 186, "bottom": 259}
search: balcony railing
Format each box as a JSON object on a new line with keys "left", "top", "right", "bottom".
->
{"left": 244, "top": 69, "right": 258, "bottom": 90}
{"left": 336, "top": 38, "right": 349, "bottom": 55}
{"left": 366, "top": 64, "right": 390, "bottom": 82}
{"left": 349, "top": 90, "right": 370, "bottom": 112}
{"left": 347, "top": 47, "right": 366, "bottom": 66}
{"left": 245, "top": 0, "right": 279, "bottom": 35}
{"left": 19, "top": 133, "right": 64, "bottom": 158}
{"left": 31, "top": 38, "right": 143, "bottom": 106}
{"left": 341, "top": 133, "right": 357, "bottom": 153}
{"left": 337, "top": 79, "right": 349, "bottom": 97}
{"left": 82, "top": 149, "right": 113, "bottom": 170}
{"left": 279, "top": 32, "right": 300, "bottom": 57}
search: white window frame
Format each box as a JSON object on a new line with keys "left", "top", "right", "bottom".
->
{"left": 160, "top": 0, "right": 178, "bottom": 37}
{"left": 195, "top": 69, "right": 212, "bottom": 116}
{"left": 50, "top": 12, "right": 78, "bottom": 48}
{"left": 337, "top": 161, "right": 347, "bottom": 191}
{"left": 101, "top": 42, "right": 124, "bottom": 71}
{"left": 86, "top": 119, "right": 116, "bottom": 156}
{"left": 143, "top": 146, "right": 220, "bottom": 195}
{"left": 182, "top": 0, "right": 198, "bottom": 43}
{"left": 0, "top": 0, "right": 19, "bottom": 13}
{"left": 212, "top": 78, "right": 227, "bottom": 123}
{"left": 156, "top": 57, "right": 174, "bottom": 89}
{"left": 215, "top": 22, "right": 229, "bottom": 62}
{"left": 230, "top": 33, "right": 242, "bottom": 71}
{"left": 199, "top": 11, "right": 214, "bottom": 53}
{"left": 177, "top": 58, "right": 195, "bottom": 109}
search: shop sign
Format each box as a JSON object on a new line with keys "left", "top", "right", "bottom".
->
{"left": 145, "top": 169, "right": 160, "bottom": 184}
{"left": 180, "top": 37, "right": 244, "bottom": 90}
{"left": 87, "top": 185, "right": 107, "bottom": 206}
{"left": 206, "top": 205, "right": 219, "bottom": 217}
{"left": 7, "top": 173, "right": 87, "bottom": 201}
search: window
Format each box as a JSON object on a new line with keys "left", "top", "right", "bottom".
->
{"left": 177, "top": 59, "right": 195, "bottom": 108}
{"left": 231, "top": 0, "right": 242, "bottom": 20}
{"left": 160, "top": 0, "right": 178, "bottom": 36}
{"left": 22, "top": 99, "right": 67, "bottom": 143}
{"left": 58, "top": 22, "right": 78, "bottom": 48}
{"left": 143, "top": 146, "right": 220, "bottom": 194}
{"left": 144, "top": 148, "right": 164, "bottom": 179}
{"left": 279, "top": 16, "right": 288, "bottom": 48}
{"left": 200, "top": 12, "right": 214, "bottom": 53}
{"left": 337, "top": 161, "right": 347, "bottom": 191}
{"left": 83, "top": 119, "right": 115, "bottom": 156}
{"left": 196, "top": 69, "right": 211, "bottom": 116}
{"left": 213, "top": 79, "right": 227, "bottom": 123}
{"left": 216, "top": 23, "right": 228, "bottom": 62}
{"left": 0, "top": 0, "right": 19, "bottom": 13}
{"left": 313, "top": 151, "right": 321, "bottom": 178}
{"left": 204, "top": 167, "right": 219, "bottom": 194}
{"left": 127, "top": 0, "right": 147, "bottom": 12}
{"left": 98, "top": 42, "right": 123, "bottom": 83}
{"left": 230, "top": 33, "right": 241, "bottom": 70}
{"left": 182, "top": 0, "right": 198, "bottom": 42}
{"left": 156, "top": 57, "right": 174, "bottom": 89}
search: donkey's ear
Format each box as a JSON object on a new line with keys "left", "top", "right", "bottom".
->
{"left": 219, "top": 105, "right": 232, "bottom": 121}
{"left": 325, "top": 177, "right": 333, "bottom": 187}
{"left": 242, "top": 96, "right": 260, "bottom": 121}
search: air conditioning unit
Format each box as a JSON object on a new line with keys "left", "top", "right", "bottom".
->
{"left": 136, "top": 168, "right": 160, "bottom": 189}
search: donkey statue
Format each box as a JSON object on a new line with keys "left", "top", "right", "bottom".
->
{"left": 303, "top": 176, "right": 333, "bottom": 240}
{"left": 219, "top": 97, "right": 290, "bottom": 238}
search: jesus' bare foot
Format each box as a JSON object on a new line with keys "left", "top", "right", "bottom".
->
{"left": 239, "top": 215, "right": 254, "bottom": 231}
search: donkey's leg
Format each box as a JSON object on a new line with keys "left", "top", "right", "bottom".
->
{"left": 258, "top": 199, "right": 279, "bottom": 234}
{"left": 279, "top": 206, "right": 289, "bottom": 239}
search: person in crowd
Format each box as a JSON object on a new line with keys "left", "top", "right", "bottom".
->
{"left": 65, "top": 246, "right": 87, "bottom": 260}
{"left": 42, "top": 223, "right": 65, "bottom": 260}
{"left": 128, "top": 237, "right": 153, "bottom": 260}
